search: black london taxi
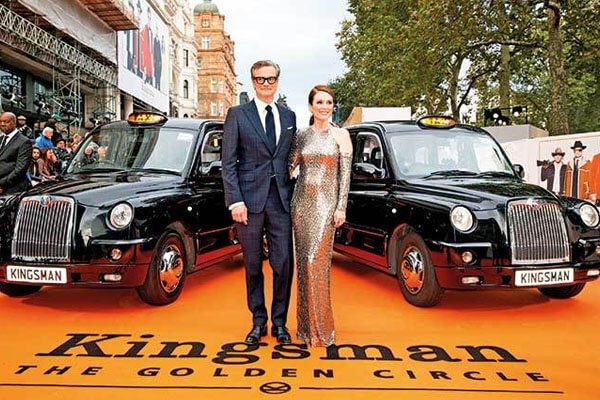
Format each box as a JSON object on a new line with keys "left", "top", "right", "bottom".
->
{"left": 0, "top": 112, "right": 240, "bottom": 305}
{"left": 334, "top": 116, "right": 600, "bottom": 307}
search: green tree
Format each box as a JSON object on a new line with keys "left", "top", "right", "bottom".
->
{"left": 334, "top": 0, "right": 600, "bottom": 134}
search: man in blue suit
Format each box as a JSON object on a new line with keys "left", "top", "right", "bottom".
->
{"left": 222, "top": 60, "right": 296, "bottom": 344}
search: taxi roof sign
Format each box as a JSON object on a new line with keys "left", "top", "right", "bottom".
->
{"left": 127, "top": 112, "right": 168, "bottom": 125}
{"left": 417, "top": 115, "right": 457, "bottom": 129}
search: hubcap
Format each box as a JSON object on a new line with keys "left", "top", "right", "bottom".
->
{"left": 159, "top": 244, "right": 184, "bottom": 293}
{"left": 401, "top": 247, "right": 424, "bottom": 294}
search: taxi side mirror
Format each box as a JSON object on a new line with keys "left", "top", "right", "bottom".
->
{"left": 353, "top": 162, "right": 385, "bottom": 179}
{"left": 513, "top": 164, "right": 525, "bottom": 178}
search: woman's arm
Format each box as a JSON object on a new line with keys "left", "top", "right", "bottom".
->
{"left": 334, "top": 128, "right": 353, "bottom": 227}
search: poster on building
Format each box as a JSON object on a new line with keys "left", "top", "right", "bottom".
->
{"left": 502, "top": 131, "right": 600, "bottom": 201}
{"left": 117, "top": 0, "right": 169, "bottom": 112}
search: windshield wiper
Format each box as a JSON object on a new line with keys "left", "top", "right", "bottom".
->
{"left": 424, "top": 170, "right": 478, "bottom": 179}
{"left": 476, "top": 171, "right": 515, "bottom": 178}
{"left": 128, "top": 167, "right": 181, "bottom": 175}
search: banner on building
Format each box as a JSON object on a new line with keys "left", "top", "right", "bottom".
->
{"left": 117, "top": 0, "right": 169, "bottom": 112}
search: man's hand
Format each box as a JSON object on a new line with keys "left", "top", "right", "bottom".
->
{"left": 231, "top": 204, "right": 248, "bottom": 225}
{"left": 333, "top": 210, "right": 345, "bottom": 228}
{"left": 590, "top": 193, "right": 597, "bottom": 202}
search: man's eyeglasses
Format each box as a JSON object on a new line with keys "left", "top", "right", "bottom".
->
{"left": 253, "top": 76, "right": 278, "bottom": 85}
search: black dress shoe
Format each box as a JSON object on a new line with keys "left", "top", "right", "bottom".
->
{"left": 271, "top": 326, "right": 291, "bottom": 344}
{"left": 245, "top": 325, "right": 267, "bottom": 344}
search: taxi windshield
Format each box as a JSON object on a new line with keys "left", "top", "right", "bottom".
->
{"left": 67, "top": 125, "right": 196, "bottom": 175}
{"left": 388, "top": 129, "right": 515, "bottom": 179}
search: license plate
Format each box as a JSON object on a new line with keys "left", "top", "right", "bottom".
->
{"left": 6, "top": 266, "right": 67, "bottom": 284}
{"left": 515, "top": 268, "right": 574, "bottom": 287}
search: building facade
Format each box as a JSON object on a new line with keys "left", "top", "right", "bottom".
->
{"left": 193, "top": 0, "right": 236, "bottom": 120}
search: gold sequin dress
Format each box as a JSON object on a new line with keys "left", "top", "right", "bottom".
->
{"left": 289, "top": 126, "right": 352, "bottom": 346}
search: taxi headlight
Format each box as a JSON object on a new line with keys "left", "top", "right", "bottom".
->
{"left": 579, "top": 203, "right": 600, "bottom": 228}
{"left": 108, "top": 203, "right": 134, "bottom": 230}
{"left": 450, "top": 206, "right": 475, "bottom": 232}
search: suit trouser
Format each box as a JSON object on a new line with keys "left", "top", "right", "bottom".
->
{"left": 236, "top": 179, "right": 293, "bottom": 326}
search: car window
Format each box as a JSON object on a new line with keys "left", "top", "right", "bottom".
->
{"left": 67, "top": 126, "right": 196, "bottom": 175}
{"left": 355, "top": 132, "right": 384, "bottom": 169}
{"left": 199, "top": 130, "right": 223, "bottom": 176}
{"left": 389, "top": 130, "right": 514, "bottom": 177}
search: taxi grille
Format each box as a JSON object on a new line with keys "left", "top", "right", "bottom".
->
{"left": 507, "top": 199, "right": 570, "bottom": 265}
{"left": 11, "top": 196, "right": 75, "bottom": 262}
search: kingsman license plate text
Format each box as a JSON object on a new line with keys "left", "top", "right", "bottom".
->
{"left": 6, "top": 266, "right": 67, "bottom": 284}
{"left": 515, "top": 268, "right": 574, "bottom": 287}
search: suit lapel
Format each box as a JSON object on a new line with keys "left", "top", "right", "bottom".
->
{"left": 274, "top": 105, "right": 290, "bottom": 156}
{"left": 242, "top": 100, "right": 273, "bottom": 154}
{"left": 0, "top": 133, "right": 18, "bottom": 159}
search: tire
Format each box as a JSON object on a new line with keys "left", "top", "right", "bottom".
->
{"left": 137, "top": 232, "right": 187, "bottom": 306}
{"left": 538, "top": 283, "right": 586, "bottom": 299}
{"left": 396, "top": 232, "right": 443, "bottom": 307}
{"left": 0, "top": 282, "right": 42, "bottom": 297}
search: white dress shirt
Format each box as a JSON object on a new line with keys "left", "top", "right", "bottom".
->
{"left": 254, "top": 97, "right": 281, "bottom": 144}
{"left": 552, "top": 162, "right": 562, "bottom": 193}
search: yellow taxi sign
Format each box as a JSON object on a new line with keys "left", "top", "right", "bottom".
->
{"left": 127, "top": 112, "right": 168, "bottom": 125}
{"left": 417, "top": 115, "right": 457, "bottom": 129}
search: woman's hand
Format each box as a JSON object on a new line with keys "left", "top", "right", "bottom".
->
{"left": 333, "top": 210, "right": 346, "bottom": 228}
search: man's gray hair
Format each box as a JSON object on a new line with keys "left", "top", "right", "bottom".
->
{"left": 250, "top": 60, "right": 280, "bottom": 78}
{"left": 42, "top": 127, "right": 53, "bottom": 136}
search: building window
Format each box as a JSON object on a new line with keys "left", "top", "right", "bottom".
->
{"left": 219, "top": 102, "right": 224, "bottom": 117}
{"left": 202, "top": 36, "right": 210, "bottom": 50}
{"left": 202, "top": 19, "right": 210, "bottom": 28}
{"left": 218, "top": 80, "right": 224, "bottom": 94}
{"left": 211, "top": 102, "right": 218, "bottom": 116}
{"left": 210, "top": 78, "right": 217, "bottom": 93}
{"left": 183, "top": 80, "right": 189, "bottom": 99}
{"left": 184, "top": 49, "right": 189, "bottom": 67}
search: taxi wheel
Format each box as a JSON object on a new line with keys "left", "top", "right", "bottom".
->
{"left": 538, "top": 283, "right": 586, "bottom": 299}
{"left": 137, "top": 232, "right": 187, "bottom": 306}
{"left": 0, "top": 282, "right": 42, "bottom": 297}
{"left": 397, "top": 232, "right": 443, "bottom": 307}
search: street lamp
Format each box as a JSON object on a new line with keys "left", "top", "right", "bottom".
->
{"left": 483, "top": 105, "right": 528, "bottom": 126}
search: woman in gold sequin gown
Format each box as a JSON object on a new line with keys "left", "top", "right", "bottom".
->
{"left": 289, "top": 85, "right": 352, "bottom": 347}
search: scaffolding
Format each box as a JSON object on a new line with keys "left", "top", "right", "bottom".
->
{"left": 0, "top": 3, "right": 118, "bottom": 124}
{"left": 0, "top": 3, "right": 116, "bottom": 86}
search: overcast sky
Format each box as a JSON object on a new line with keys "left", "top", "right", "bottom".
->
{"left": 193, "top": 0, "right": 350, "bottom": 126}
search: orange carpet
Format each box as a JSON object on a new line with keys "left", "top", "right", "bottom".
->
{"left": 0, "top": 254, "right": 598, "bottom": 399}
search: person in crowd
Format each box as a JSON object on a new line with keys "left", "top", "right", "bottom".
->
{"left": 29, "top": 146, "right": 43, "bottom": 185}
{"left": 35, "top": 127, "right": 55, "bottom": 150}
{"left": 0, "top": 112, "right": 32, "bottom": 194}
{"left": 222, "top": 60, "right": 297, "bottom": 345}
{"left": 54, "top": 138, "right": 71, "bottom": 164}
{"left": 288, "top": 85, "right": 352, "bottom": 347}
{"left": 540, "top": 147, "right": 567, "bottom": 196}
{"left": 72, "top": 133, "right": 82, "bottom": 148}
{"left": 45, "top": 114, "right": 64, "bottom": 145}
{"left": 564, "top": 140, "right": 591, "bottom": 199}
{"left": 81, "top": 145, "right": 97, "bottom": 166}
{"left": 16, "top": 115, "right": 34, "bottom": 140}
{"left": 38, "top": 148, "right": 60, "bottom": 180}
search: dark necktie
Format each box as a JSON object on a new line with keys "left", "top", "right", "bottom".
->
{"left": 0, "top": 135, "right": 6, "bottom": 151}
{"left": 265, "top": 105, "right": 276, "bottom": 151}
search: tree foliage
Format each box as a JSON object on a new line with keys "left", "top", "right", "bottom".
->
{"left": 333, "top": 0, "right": 600, "bottom": 135}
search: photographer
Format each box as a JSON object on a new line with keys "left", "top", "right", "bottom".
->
{"left": 540, "top": 147, "right": 566, "bottom": 196}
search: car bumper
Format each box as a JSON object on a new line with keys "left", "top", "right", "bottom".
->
{"left": 429, "top": 240, "right": 600, "bottom": 289}
{"left": 0, "top": 240, "right": 154, "bottom": 288}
